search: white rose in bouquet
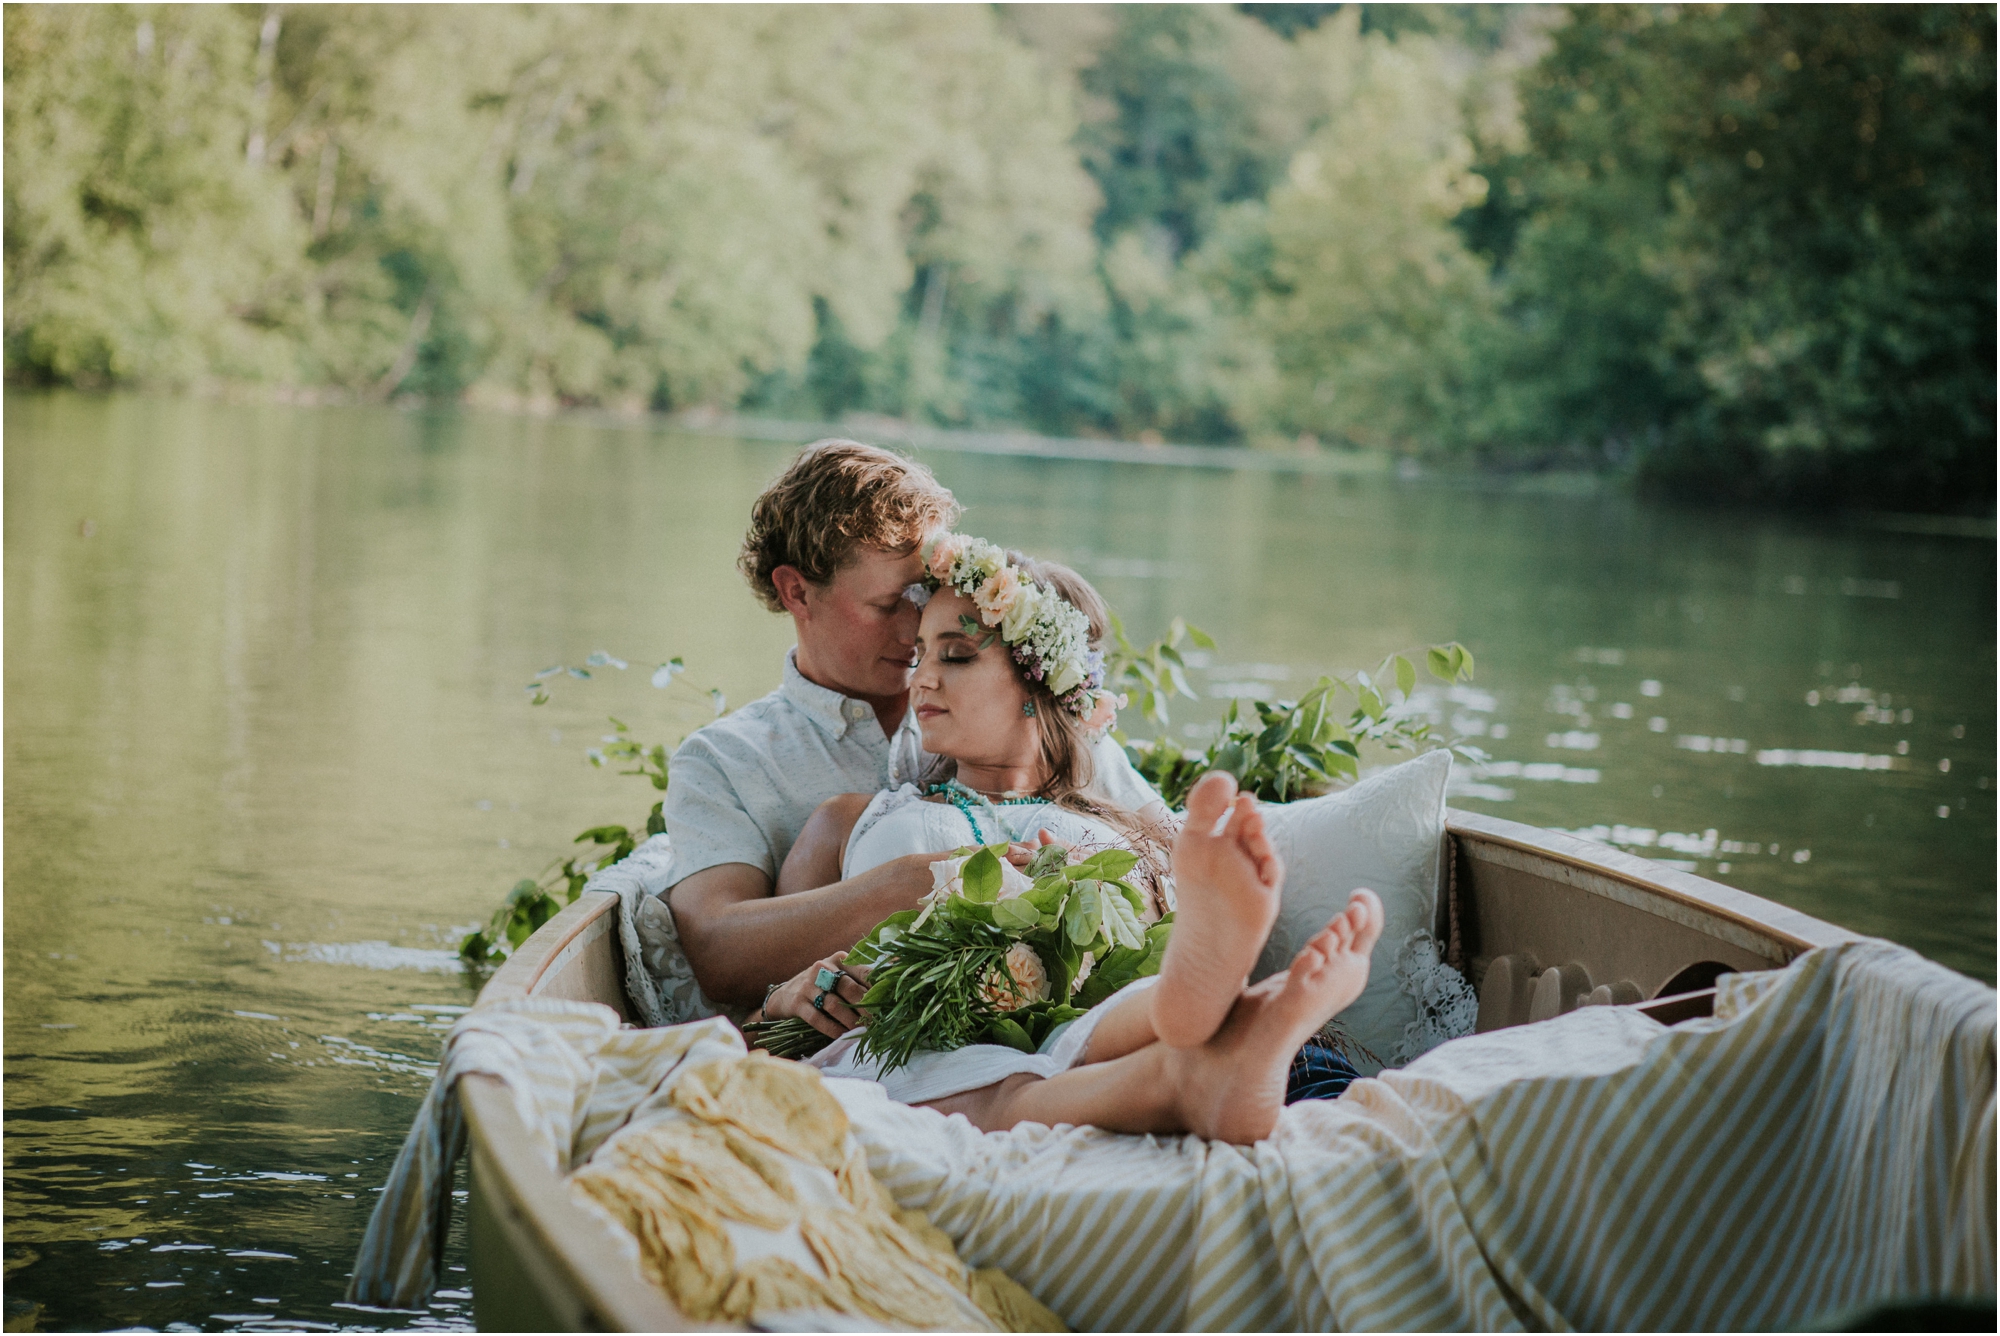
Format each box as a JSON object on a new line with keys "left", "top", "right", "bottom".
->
{"left": 978, "top": 941, "right": 1051, "bottom": 1012}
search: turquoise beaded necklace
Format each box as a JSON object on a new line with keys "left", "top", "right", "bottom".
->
{"left": 924, "top": 777, "right": 1046, "bottom": 844}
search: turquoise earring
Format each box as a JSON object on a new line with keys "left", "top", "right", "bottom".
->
{"left": 1022, "top": 701, "right": 1037, "bottom": 717}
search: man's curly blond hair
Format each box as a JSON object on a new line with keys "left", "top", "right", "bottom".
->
{"left": 739, "top": 439, "right": 961, "bottom": 613}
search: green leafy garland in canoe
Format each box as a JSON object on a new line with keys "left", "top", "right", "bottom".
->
{"left": 459, "top": 630, "right": 1477, "bottom": 969}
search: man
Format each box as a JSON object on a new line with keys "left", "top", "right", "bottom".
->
{"left": 663, "top": 439, "right": 1162, "bottom": 1007}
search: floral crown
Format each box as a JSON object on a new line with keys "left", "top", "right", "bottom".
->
{"left": 908, "top": 533, "right": 1122, "bottom": 733}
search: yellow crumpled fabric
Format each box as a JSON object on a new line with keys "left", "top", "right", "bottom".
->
{"left": 570, "top": 1052, "right": 1064, "bottom": 1332}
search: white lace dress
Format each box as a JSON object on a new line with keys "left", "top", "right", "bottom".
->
{"left": 808, "top": 785, "right": 1162, "bottom": 1105}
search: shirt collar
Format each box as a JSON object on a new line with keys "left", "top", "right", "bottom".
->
{"left": 782, "top": 648, "right": 875, "bottom": 741}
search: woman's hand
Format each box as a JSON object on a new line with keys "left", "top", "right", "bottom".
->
{"left": 1004, "top": 830, "right": 1071, "bottom": 869}
{"left": 761, "top": 952, "right": 871, "bottom": 1040}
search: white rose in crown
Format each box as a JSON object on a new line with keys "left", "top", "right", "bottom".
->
{"left": 999, "top": 581, "right": 1044, "bottom": 641}
{"left": 1047, "top": 658, "right": 1086, "bottom": 696}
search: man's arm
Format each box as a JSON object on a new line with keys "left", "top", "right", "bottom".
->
{"left": 668, "top": 853, "right": 935, "bottom": 1007}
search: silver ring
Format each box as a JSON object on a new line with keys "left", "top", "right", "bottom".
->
{"left": 811, "top": 989, "right": 830, "bottom": 1015}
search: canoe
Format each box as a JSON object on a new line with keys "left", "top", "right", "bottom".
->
{"left": 459, "top": 806, "right": 1863, "bottom": 1332}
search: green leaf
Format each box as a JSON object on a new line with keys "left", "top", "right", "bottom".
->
{"left": 1428, "top": 646, "right": 1454, "bottom": 680}
{"left": 1099, "top": 885, "right": 1146, "bottom": 950}
{"left": 1052, "top": 933, "right": 1083, "bottom": 998}
{"left": 1187, "top": 624, "right": 1217, "bottom": 650}
{"left": 1024, "top": 877, "right": 1070, "bottom": 914}
{"left": 959, "top": 846, "right": 1003, "bottom": 901}
{"left": 1024, "top": 843, "right": 1070, "bottom": 879}
{"left": 984, "top": 1017, "right": 1036, "bottom": 1053}
{"left": 1064, "top": 881, "right": 1101, "bottom": 945}
{"left": 1071, "top": 913, "right": 1171, "bottom": 1007}
{"left": 1069, "top": 848, "right": 1140, "bottom": 883}
{"left": 1394, "top": 654, "right": 1416, "bottom": 697}
{"left": 991, "top": 897, "right": 1041, "bottom": 932}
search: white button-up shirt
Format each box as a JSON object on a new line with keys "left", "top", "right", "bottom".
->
{"left": 662, "top": 650, "right": 1161, "bottom": 887}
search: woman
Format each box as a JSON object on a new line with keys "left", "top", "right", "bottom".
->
{"left": 754, "top": 536, "right": 1381, "bottom": 1144}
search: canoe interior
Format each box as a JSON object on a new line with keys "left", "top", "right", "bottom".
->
{"left": 462, "top": 805, "right": 1863, "bottom": 1332}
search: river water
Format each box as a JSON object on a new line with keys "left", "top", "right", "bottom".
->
{"left": 6, "top": 391, "right": 1993, "bottom": 1332}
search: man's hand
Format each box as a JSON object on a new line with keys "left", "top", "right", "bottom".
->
{"left": 669, "top": 851, "right": 935, "bottom": 1006}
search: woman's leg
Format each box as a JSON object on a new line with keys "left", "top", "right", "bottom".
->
{"left": 926, "top": 890, "right": 1385, "bottom": 1145}
{"left": 1149, "top": 772, "right": 1287, "bottom": 1049}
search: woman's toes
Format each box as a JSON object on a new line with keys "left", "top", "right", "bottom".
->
{"left": 1185, "top": 771, "right": 1237, "bottom": 831}
{"left": 1347, "top": 888, "right": 1385, "bottom": 950}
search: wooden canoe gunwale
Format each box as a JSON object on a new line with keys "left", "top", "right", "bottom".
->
{"left": 1445, "top": 807, "right": 1861, "bottom": 963}
{"left": 460, "top": 809, "right": 1865, "bottom": 1331}
{"left": 462, "top": 891, "right": 705, "bottom": 1331}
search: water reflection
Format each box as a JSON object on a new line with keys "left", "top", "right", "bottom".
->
{"left": 5, "top": 392, "right": 1992, "bottom": 1330}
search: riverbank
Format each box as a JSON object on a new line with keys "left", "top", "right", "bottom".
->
{"left": 25, "top": 380, "right": 1998, "bottom": 531}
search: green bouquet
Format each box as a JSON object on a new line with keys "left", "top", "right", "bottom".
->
{"left": 745, "top": 842, "right": 1171, "bottom": 1074}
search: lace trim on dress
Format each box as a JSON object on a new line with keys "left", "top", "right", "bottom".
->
{"left": 1389, "top": 929, "right": 1478, "bottom": 1066}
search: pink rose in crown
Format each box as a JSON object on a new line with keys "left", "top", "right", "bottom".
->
{"left": 925, "top": 535, "right": 963, "bottom": 581}
{"left": 973, "top": 565, "right": 1022, "bottom": 627}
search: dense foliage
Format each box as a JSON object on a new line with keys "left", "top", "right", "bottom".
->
{"left": 1457, "top": 4, "right": 1996, "bottom": 510}
{"left": 8, "top": 5, "right": 1991, "bottom": 509}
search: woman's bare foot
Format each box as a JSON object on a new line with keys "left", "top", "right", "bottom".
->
{"left": 1170, "top": 888, "right": 1385, "bottom": 1145}
{"left": 1151, "top": 772, "right": 1286, "bottom": 1049}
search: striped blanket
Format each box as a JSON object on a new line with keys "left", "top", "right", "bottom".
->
{"left": 834, "top": 939, "right": 1993, "bottom": 1330}
{"left": 353, "top": 939, "right": 1991, "bottom": 1329}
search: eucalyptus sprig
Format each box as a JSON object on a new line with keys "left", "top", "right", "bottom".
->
{"left": 1128, "top": 642, "right": 1482, "bottom": 808}
{"left": 1104, "top": 613, "right": 1213, "bottom": 728}
{"left": 459, "top": 650, "right": 727, "bottom": 967}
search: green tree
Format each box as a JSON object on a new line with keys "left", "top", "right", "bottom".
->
{"left": 1077, "top": 5, "right": 1284, "bottom": 258}
{"left": 1464, "top": 4, "right": 1996, "bottom": 509}
{"left": 1230, "top": 10, "right": 1505, "bottom": 451}
{"left": 5, "top": 5, "right": 309, "bottom": 385}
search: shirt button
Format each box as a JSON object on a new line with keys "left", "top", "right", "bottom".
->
{"left": 848, "top": 703, "right": 866, "bottom": 719}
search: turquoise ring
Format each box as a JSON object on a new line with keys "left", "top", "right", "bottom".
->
{"left": 815, "top": 966, "right": 841, "bottom": 991}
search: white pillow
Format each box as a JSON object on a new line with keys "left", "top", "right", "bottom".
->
{"left": 1250, "top": 748, "right": 1452, "bottom": 1075}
